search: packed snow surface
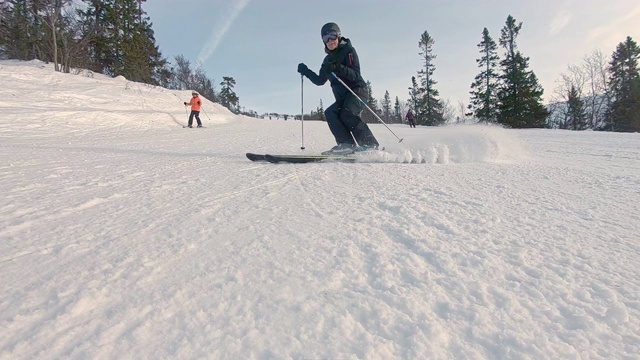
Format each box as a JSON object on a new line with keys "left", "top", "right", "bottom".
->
{"left": 1, "top": 60, "right": 639, "bottom": 359}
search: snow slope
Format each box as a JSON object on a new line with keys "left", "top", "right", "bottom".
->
{"left": 1, "top": 60, "right": 639, "bottom": 359}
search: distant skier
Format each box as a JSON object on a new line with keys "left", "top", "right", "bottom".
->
{"left": 406, "top": 109, "right": 416, "bottom": 128}
{"left": 297, "top": 22, "right": 379, "bottom": 155}
{"left": 184, "top": 91, "right": 203, "bottom": 128}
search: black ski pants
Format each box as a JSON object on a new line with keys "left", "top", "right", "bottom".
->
{"left": 188, "top": 111, "right": 202, "bottom": 127}
{"left": 324, "top": 93, "right": 378, "bottom": 147}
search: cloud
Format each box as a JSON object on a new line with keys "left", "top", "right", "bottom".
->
{"left": 196, "top": 0, "right": 251, "bottom": 67}
{"left": 549, "top": 11, "right": 573, "bottom": 37}
{"left": 588, "top": 4, "right": 640, "bottom": 49}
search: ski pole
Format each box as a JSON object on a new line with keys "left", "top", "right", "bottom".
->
{"left": 201, "top": 106, "right": 211, "bottom": 121}
{"left": 330, "top": 72, "right": 403, "bottom": 143}
{"left": 173, "top": 92, "right": 188, "bottom": 115}
{"left": 300, "top": 75, "right": 305, "bottom": 150}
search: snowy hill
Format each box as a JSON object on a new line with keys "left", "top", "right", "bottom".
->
{"left": 1, "top": 60, "right": 639, "bottom": 359}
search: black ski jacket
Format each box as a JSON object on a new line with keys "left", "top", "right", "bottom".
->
{"left": 302, "top": 38, "right": 368, "bottom": 102}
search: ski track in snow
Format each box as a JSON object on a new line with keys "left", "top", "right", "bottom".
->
{"left": 1, "top": 60, "right": 639, "bottom": 359}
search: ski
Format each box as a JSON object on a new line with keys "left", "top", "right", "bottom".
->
{"left": 264, "top": 154, "right": 356, "bottom": 164}
{"left": 183, "top": 126, "right": 206, "bottom": 128}
{"left": 246, "top": 149, "right": 388, "bottom": 163}
{"left": 246, "top": 152, "right": 354, "bottom": 163}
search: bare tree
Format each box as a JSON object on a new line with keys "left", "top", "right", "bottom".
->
{"left": 551, "top": 50, "right": 611, "bottom": 129}
{"left": 441, "top": 98, "right": 456, "bottom": 124}
{"left": 583, "top": 50, "right": 610, "bottom": 129}
{"left": 456, "top": 101, "right": 470, "bottom": 124}
{"left": 551, "top": 64, "right": 587, "bottom": 128}
{"left": 43, "top": 0, "right": 61, "bottom": 71}
{"left": 41, "top": 0, "right": 77, "bottom": 72}
{"left": 59, "top": 6, "right": 94, "bottom": 74}
{"left": 398, "top": 98, "right": 409, "bottom": 124}
{"left": 173, "top": 55, "right": 192, "bottom": 90}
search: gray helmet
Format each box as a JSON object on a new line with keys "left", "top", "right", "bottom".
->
{"left": 321, "top": 22, "right": 341, "bottom": 41}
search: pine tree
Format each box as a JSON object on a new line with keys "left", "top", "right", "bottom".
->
{"left": 118, "top": 0, "right": 166, "bottom": 84}
{"left": 468, "top": 27, "right": 500, "bottom": 123}
{"left": 408, "top": 76, "right": 423, "bottom": 121}
{"left": 0, "top": 1, "right": 26, "bottom": 59}
{"left": 0, "top": 0, "right": 42, "bottom": 60}
{"left": 497, "top": 15, "right": 548, "bottom": 128}
{"left": 219, "top": 76, "right": 239, "bottom": 112}
{"left": 606, "top": 36, "right": 640, "bottom": 132}
{"left": 78, "top": 0, "right": 117, "bottom": 75}
{"left": 417, "top": 31, "right": 445, "bottom": 126}
{"left": 393, "top": 96, "right": 402, "bottom": 124}
{"left": 381, "top": 90, "right": 392, "bottom": 122}
{"left": 317, "top": 99, "right": 325, "bottom": 121}
{"left": 362, "top": 81, "right": 380, "bottom": 123}
{"left": 78, "top": 0, "right": 166, "bottom": 84}
{"left": 566, "top": 85, "right": 587, "bottom": 130}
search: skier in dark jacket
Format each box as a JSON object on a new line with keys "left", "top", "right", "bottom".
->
{"left": 297, "top": 22, "right": 379, "bottom": 155}
{"left": 406, "top": 109, "right": 416, "bottom": 128}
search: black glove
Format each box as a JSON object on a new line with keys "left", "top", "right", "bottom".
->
{"left": 321, "top": 61, "right": 341, "bottom": 74}
{"left": 297, "top": 63, "right": 309, "bottom": 74}
{"left": 183, "top": 102, "right": 187, "bottom": 105}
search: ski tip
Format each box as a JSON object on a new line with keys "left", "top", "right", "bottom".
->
{"left": 246, "top": 153, "right": 267, "bottom": 161}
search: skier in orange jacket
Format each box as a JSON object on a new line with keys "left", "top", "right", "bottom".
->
{"left": 184, "top": 91, "right": 203, "bottom": 128}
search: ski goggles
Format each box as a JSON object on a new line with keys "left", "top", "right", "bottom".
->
{"left": 322, "top": 32, "right": 339, "bottom": 44}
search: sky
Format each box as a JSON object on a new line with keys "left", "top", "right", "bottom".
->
{"left": 1, "top": 60, "right": 640, "bottom": 358}
{"left": 143, "top": 0, "right": 640, "bottom": 116}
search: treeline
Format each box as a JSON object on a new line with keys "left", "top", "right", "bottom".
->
{"left": 0, "top": 0, "right": 253, "bottom": 115}
{"left": 337, "top": 15, "right": 639, "bottom": 132}
{"left": 548, "top": 37, "right": 640, "bottom": 132}
{"left": 297, "top": 15, "right": 548, "bottom": 128}
{"left": 2, "top": 3, "right": 638, "bottom": 130}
